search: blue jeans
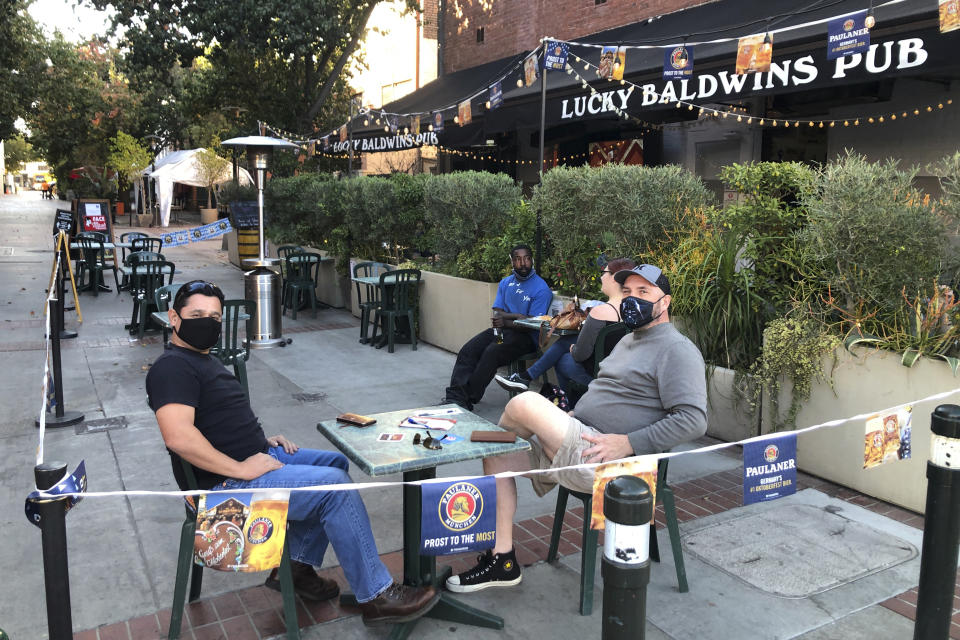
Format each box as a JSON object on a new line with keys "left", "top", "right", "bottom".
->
{"left": 526, "top": 336, "right": 593, "bottom": 392}
{"left": 222, "top": 446, "right": 392, "bottom": 603}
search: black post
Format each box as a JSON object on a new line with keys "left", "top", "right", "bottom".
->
{"left": 601, "top": 475, "right": 652, "bottom": 640}
{"left": 37, "top": 287, "right": 84, "bottom": 427}
{"left": 58, "top": 243, "right": 77, "bottom": 340}
{"left": 33, "top": 461, "right": 74, "bottom": 640}
{"left": 535, "top": 41, "right": 547, "bottom": 275}
{"left": 914, "top": 405, "right": 960, "bottom": 640}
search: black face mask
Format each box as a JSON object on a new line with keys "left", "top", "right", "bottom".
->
{"left": 175, "top": 313, "right": 222, "bottom": 351}
{"left": 620, "top": 295, "right": 664, "bottom": 330}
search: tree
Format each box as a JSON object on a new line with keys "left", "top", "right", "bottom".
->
{"left": 0, "top": 1, "right": 45, "bottom": 140}
{"left": 193, "top": 147, "right": 231, "bottom": 209}
{"left": 26, "top": 36, "right": 138, "bottom": 191}
{"left": 107, "top": 131, "right": 151, "bottom": 205}
{"left": 3, "top": 134, "right": 39, "bottom": 174}
{"left": 87, "top": 0, "right": 418, "bottom": 133}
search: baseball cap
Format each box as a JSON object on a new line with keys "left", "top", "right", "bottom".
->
{"left": 613, "top": 264, "right": 671, "bottom": 295}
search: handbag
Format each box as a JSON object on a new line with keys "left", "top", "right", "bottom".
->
{"left": 540, "top": 300, "right": 587, "bottom": 347}
{"left": 539, "top": 382, "right": 571, "bottom": 412}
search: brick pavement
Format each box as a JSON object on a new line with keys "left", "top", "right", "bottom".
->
{"left": 72, "top": 461, "right": 931, "bottom": 640}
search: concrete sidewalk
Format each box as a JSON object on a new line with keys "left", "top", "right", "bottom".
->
{"left": 0, "top": 190, "right": 947, "bottom": 640}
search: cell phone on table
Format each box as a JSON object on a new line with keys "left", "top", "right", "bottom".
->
{"left": 337, "top": 413, "right": 376, "bottom": 427}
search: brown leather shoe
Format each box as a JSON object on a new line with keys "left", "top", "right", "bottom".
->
{"left": 359, "top": 582, "right": 441, "bottom": 626}
{"left": 264, "top": 561, "right": 340, "bottom": 602}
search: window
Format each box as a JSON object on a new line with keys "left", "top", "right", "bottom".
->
{"left": 595, "top": 0, "right": 607, "bottom": 5}
{"left": 476, "top": 27, "right": 484, "bottom": 43}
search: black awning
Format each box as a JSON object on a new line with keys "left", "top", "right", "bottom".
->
{"left": 349, "top": 0, "right": 944, "bottom": 147}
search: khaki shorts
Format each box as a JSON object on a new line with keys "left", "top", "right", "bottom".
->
{"left": 527, "top": 415, "right": 599, "bottom": 497}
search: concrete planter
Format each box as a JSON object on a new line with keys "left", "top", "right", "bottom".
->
{"left": 413, "top": 270, "right": 499, "bottom": 353}
{"left": 200, "top": 208, "right": 218, "bottom": 224}
{"left": 763, "top": 347, "right": 958, "bottom": 513}
{"left": 707, "top": 366, "right": 761, "bottom": 442}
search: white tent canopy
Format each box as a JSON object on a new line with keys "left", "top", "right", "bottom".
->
{"left": 142, "top": 149, "right": 253, "bottom": 227}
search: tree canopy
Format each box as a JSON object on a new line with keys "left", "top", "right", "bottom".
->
{"left": 88, "top": 0, "right": 417, "bottom": 133}
{"left": 1, "top": 0, "right": 45, "bottom": 140}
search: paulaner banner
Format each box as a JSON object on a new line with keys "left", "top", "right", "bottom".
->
{"left": 743, "top": 435, "right": 797, "bottom": 505}
{"left": 421, "top": 477, "right": 496, "bottom": 556}
{"left": 827, "top": 10, "right": 870, "bottom": 60}
{"left": 161, "top": 219, "right": 233, "bottom": 247}
{"left": 25, "top": 460, "right": 87, "bottom": 527}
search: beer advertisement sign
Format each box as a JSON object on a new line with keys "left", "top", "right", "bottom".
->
{"left": 743, "top": 435, "right": 797, "bottom": 505}
{"left": 194, "top": 490, "right": 290, "bottom": 572}
{"left": 421, "top": 477, "right": 496, "bottom": 555}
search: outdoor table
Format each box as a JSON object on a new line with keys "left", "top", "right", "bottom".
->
{"left": 512, "top": 316, "right": 580, "bottom": 336}
{"left": 316, "top": 403, "right": 530, "bottom": 638}
{"left": 68, "top": 241, "right": 131, "bottom": 251}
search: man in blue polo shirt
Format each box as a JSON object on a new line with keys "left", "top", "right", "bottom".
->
{"left": 443, "top": 244, "right": 552, "bottom": 410}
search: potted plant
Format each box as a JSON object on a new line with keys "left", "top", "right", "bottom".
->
{"left": 107, "top": 132, "right": 151, "bottom": 222}
{"left": 194, "top": 147, "right": 230, "bottom": 224}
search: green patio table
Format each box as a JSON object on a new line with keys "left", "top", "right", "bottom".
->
{"left": 316, "top": 403, "right": 530, "bottom": 639}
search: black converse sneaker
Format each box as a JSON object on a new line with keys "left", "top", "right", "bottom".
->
{"left": 494, "top": 373, "right": 530, "bottom": 392}
{"left": 445, "top": 549, "right": 522, "bottom": 593}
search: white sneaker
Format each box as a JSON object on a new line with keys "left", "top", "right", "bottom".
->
{"left": 495, "top": 373, "right": 530, "bottom": 392}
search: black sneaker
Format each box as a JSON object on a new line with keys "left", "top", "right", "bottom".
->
{"left": 445, "top": 549, "right": 522, "bottom": 593}
{"left": 495, "top": 373, "right": 530, "bottom": 392}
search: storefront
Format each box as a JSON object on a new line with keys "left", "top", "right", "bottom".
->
{"left": 338, "top": 0, "right": 958, "bottom": 198}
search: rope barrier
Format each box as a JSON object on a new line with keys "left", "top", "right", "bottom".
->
{"left": 36, "top": 252, "right": 61, "bottom": 466}
{"left": 32, "top": 383, "right": 960, "bottom": 501}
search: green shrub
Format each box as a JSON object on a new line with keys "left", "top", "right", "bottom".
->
{"left": 717, "top": 161, "right": 819, "bottom": 315}
{"left": 265, "top": 173, "right": 342, "bottom": 249}
{"left": 800, "top": 152, "right": 950, "bottom": 330}
{"left": 534, "top": 163, "right": 708, "bottom": 295}
{"left": 457, "top": 199, "right": 537, "bottom": 282}
{"left": 341, "top": 176, "right": 392, "bottom": 260}
{"left": 422, "top": 171, "right": 522, "bottom": 278}
{"left": 666, "top": 210, "right": 767, "bottom": 372}
{"left": 750, "top": 317, "right": 840, "bottom": 431}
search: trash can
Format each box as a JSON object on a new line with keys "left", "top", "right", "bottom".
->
{"left": 242, "top": 258, "right": 284, "bottom": 348}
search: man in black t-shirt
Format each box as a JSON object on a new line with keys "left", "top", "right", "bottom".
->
{"left": 146, "top": 280, "right": 439, "bottom": 626}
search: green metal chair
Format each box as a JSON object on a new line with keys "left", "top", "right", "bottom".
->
{"left": 119, "top": 231, "right": 148, "bottom": 264}
{"left": 153, "top": 284, "right": 180, "bottom": 344}
{"left": 545, "top": 458, "right": 687, "bottom": 616}
{"left": 167, "top": 454, "right": 299, "bottom": 640}
{"left": 277, "top": 245, "right": 304, "bottom": 303}
{"left": 211, "top": 299, "right": 255, "bottom": 398}
{"left": 370, "top": 268, "right": 420, "bottom": 353}
{"left": 129, "top": 260, "right": 175, "bottom": 339}
{"left": 131, "top": 236, "right": 163, "bottom": 254}
{"left": 566, "top": 322, "right": 630, "bottom": 406}
{"left": 120, "top": 250, "right": 165, "bottom": 293}
{"left": 353, "top": 261, "right": 389, "bottom": 344}
{"left": 283, "top": 252, "right": 322, "bottom": 319}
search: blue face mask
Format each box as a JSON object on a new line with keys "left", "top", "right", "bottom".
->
{"left": 620, "top": 295, "right": 664, "bottom": 330}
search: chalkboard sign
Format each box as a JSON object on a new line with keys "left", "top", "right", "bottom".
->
{"left": 76, "top": 199, "right": 116, "bottom": 245}
{"left": 229, "top": 201, "right": 261, "bottom": 230}
{"left": 53, "top": 209, "right": 73, "bottom": 235}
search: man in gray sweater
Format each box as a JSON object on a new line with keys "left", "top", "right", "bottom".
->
{"left": 446, "top": 264, "right": 707, "bottom": 593}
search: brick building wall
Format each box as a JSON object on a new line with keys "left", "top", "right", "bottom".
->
{"left": 423, "top": 0, "right": 438, "bottom": 39}
{"left": 441, "top": 0, "right": 714, "bottom": 74}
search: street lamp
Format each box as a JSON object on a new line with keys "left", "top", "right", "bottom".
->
{"left": 220, "top": 135, "right": 298, "bottom": 349}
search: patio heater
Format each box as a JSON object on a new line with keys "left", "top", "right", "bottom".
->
{"left": 221, "top": 135, "right": 298, "bottom": 348}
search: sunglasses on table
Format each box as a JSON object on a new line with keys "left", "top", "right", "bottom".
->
{"left": 412, "top": 431, "right": 450, "bottom": 450}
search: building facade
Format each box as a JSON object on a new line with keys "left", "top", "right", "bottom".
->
{"left": 346, "top": 0, "right": 960, "bottom": 197}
